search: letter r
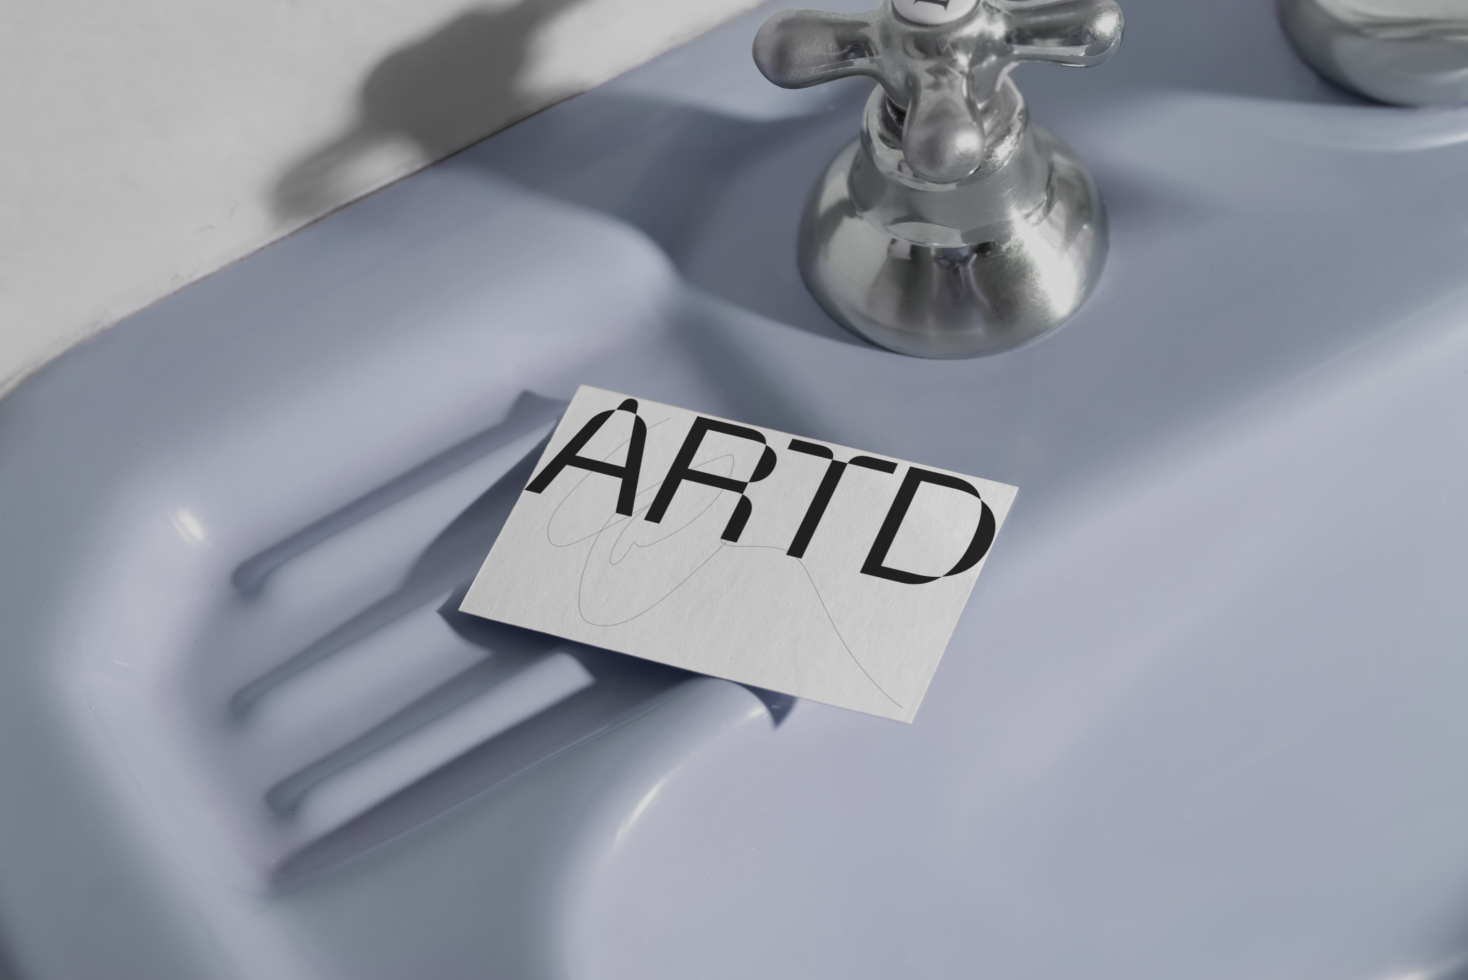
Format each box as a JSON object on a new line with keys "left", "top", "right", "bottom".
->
{"left": 645, "top": 417, "right": 777, "bottom": 542}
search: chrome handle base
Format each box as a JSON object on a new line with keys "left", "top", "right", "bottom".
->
{"left": 754, "top": 0, "right": 1123, "bottom": 358}
{"left": 798, "top": 85, "right": 1108, "bottom": 358}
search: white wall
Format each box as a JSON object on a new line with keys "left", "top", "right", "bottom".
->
{"left": 0, "top": 0, "right": 762, "bottom": 397}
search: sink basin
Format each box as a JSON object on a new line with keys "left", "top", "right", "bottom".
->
{"left": 3, "top": 0, "right": 1468, "bottom": 977}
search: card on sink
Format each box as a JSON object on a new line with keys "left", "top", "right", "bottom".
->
{"left": 460, "top": 386, "right": 1017, "bottom": 722}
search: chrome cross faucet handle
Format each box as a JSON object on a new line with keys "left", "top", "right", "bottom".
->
{"left": 754, "top": 0, "right": 1124, "bottom": 357}
{"left": 755, "top": 0, "right": 1123, "bottom": 183}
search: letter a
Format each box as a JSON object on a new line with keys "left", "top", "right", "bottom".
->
{"left": 523, "top": 399, "right": 646, "bottom": 516}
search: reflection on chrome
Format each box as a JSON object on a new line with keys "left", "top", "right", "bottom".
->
{"left": 1281, "top": 0, "right": 1468, "bottom": 106}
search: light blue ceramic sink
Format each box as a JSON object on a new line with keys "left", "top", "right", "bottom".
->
{"left": 2, "top": 1, "right": 1468, "bottom": 977}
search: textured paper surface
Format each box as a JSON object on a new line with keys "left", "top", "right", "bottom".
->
{"left": 461, "top": 386, "right": 1017, "bottom": 722}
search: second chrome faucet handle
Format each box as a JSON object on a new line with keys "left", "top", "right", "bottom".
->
{"left": 1279, "top": 0, "right": 1468, "bottom": 106}
{"left": 752, "top": 0, "right": 1124, "bottom": 184}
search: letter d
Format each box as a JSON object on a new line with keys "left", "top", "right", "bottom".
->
{"left": 860, "top": 467, "right": 996, "bottom": 584}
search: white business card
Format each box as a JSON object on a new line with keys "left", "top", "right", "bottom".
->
{"left": 461, "top": 386, "right": 1017, "bottom": 722}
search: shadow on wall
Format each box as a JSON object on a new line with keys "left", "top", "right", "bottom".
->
{"left": 274, "top": 0, "right": 1365, "bottom": 222}
{"left": 269, "top": 0, "right": 1368, "bottom": 343}
{"left": 273, "top": 0, "right": 587, "bottom": 220}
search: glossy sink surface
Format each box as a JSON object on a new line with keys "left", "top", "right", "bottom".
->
{"left": 4, "top": 1, "right": 1468, "bottom": 978}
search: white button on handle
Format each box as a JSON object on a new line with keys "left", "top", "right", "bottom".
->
{"left": 892, "top": 0, "right": 979, "bottom": 26}
{"left": 753, "top": 0, "right": 1124, "bottom": 183}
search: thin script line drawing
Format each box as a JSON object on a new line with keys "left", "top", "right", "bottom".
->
{"left": 543, "top": 416, "right": 676, "bottom": 549}
{"left": 531, "top": 416, "right": 901, "bottom": 706}
{"left": 571, "top": 454, "right": 731, "bottom": 625}
{"left": 726, "top": 542, "right": 903, "bottom": 708}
